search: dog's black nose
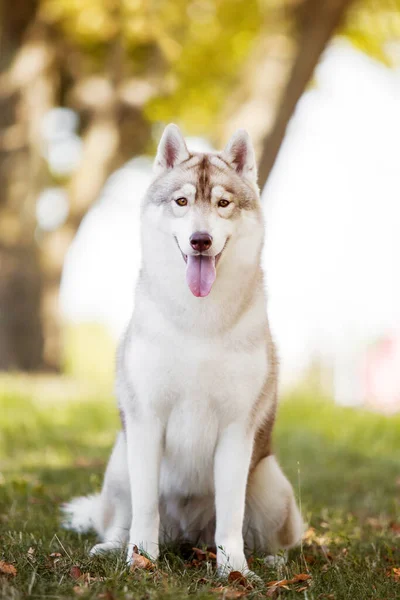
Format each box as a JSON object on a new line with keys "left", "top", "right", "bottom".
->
{"left": 190, "top": 232, "right": 213, "bottom": 253}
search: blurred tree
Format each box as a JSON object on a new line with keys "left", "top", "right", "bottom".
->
{"left": 257, "top": 0, "right": 353, "bottom": 188}
{"left": 223, "top": 0, "right": 400, "bottom": 186}
{"left": 0, "top": 0, "right": 56, "bottom": 369}
{"left": 0, "top": 0, "right": 399, "bottom": 371}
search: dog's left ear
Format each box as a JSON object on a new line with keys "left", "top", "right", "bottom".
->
{"left": 222, "top": 130, "right": 257, "bottom": 184}
{"left": 154, "top": 123, "right": 190, "bottom": 176}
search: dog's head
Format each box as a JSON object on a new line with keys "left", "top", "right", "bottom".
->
{"left": 142, "top": 124, "right": 263, "bottom": 298}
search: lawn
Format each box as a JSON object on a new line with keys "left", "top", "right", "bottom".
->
{"left": 1, "top": 375, "right": 400, "bottom": 599}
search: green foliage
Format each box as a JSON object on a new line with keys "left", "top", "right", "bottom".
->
{"left": 343, "top": 0, "right": 400, "bottom": 65}
{"left": 39, "top": 0, "right": 400, "bottom": 139}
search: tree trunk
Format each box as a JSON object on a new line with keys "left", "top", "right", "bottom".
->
{"left": 0, "top": 0, "right": 48, "bottom": 370}
{"left": 222, "top": 0, "right": 353, "bottom": 189}
{"left": 257, "top": 0, "right": 353, "bottom": 189}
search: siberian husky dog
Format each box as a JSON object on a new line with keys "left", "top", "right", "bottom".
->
{"left": 62, "top": 124, "right": 303, "bottom": 576}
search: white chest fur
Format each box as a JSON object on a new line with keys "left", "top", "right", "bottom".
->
{"left": 121, "top": 292, "right": 269, "bottom": 499}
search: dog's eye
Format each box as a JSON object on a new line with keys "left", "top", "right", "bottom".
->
{"left": 175, "top": 198, "right": 188, "bottom": 207}
{"left": 218, "top": 199, "right": 230, "bottom": 208}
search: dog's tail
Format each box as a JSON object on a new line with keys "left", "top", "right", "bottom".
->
{"left": 61, "top": 494, "right": 103, "bottom": 535}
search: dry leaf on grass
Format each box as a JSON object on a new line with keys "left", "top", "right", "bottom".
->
{"left": 129, "top": 545, "right": 155, "bottom": 571}
{"left": 70, "top": 566, "right": 83, "bottom": 580}
{"left": 187, "top": 547, "right": 217, "bottom": 568}
{"left": 267, "top": 573, "right": 311, "bottom": 588}
{"left": 389, "top": 522, "right": 400, "bottom": 535}
{"left": 192, "top": 547, "right": 207, "bottom": 561}
{"left": 70, "top": 566, "right": 104, "bottom": 587}
{"left": 192, "top": 547, "right": 217, "bottom": 561}
{"left": 267, "top": 573, "right": 312, "bottom": 596}
{"left": 0, "top": 561, "right": 17, "bottom": 577}
{"left": 388, "top": 567, "right": 400, "bottom": 581}
{"left": 227, "top": 571, "right": 253, "bottom": 590}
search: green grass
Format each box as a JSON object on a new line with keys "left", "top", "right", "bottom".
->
{"left": 1, "top": 378, "right": 400, "bottom": 599}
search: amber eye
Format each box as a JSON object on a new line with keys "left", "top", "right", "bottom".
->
{"left": 175, "top": 198, "right": 188, "bottom": 207}
{"left": 218, "top": 199, "right": 230, "bottom": 208}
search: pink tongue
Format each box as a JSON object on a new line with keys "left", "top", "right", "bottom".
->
{"left": 186, "top": 255, "right": 216, "bottom": 297}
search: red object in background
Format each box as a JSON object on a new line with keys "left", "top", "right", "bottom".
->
{"left": 363, "top": 335, "right": 400, "bottom": 414}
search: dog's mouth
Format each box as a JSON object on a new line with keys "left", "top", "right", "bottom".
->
{"left": 175, "top": 238, "right": 228, "bottom": 298}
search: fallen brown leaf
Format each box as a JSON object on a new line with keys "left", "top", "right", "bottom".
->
{"left": 293, "top": 574, "right": 312, "bottom": 582}
{"left": 192, "top": 547, "right": 217, "bottom": 562}
{"left": 303, "top": 553, "right": 316, "bottom": 565}
{"left": 0, "top": 561, "right": 17, "bottom": 577}
{"left": 227, "top": 571, "right": 253, "bottom": 591}
{"left": 228, "top": 571, "right": 249, "bottom": 586}
{"left": 389, "top": 567, "right": 400, "bottom": 581}
{"left": 70, "top": 565, "right": 83, "bottom": 580}
{"left": 196, "top": 577, "right": 211, "bottom": 585}
{"left": 192, "top": 547, "right": 207, "bottom": 561}
{"left": 390, "top": 522, "right": 400, "bottom": 535}
{"left": 267, "top": 573, "right": 311, "bottom": 588}
{"left": 130, "top": 546, "right": 155, "bottom": 571}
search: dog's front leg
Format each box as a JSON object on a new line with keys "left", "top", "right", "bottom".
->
{"left": 125, "top": 411, "right": 163, "bottom": 563}
{"left": 214, "top": 423, "right": 254, "bottom": 576}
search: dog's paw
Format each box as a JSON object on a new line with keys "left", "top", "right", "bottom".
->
{"left": 216, "top": 547, "right": 250, "bottom": 579}
{"left": 217, "top": 563, "right": 262, "bottom": 584}
{"left": 89, "top": 541, "right": 122, "bottom": 556}
{"left": 263, "top": 553, "right": 287, "bottom": 567}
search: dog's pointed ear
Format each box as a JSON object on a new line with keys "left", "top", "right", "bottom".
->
{"left": 154, "top": 124, "right": 190, "bottom": 176}
{"left": 222, "top": 129, "right": 257, "bottom": 184}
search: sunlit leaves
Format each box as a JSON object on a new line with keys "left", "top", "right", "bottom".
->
{"left": 39, "top": 0, "right": 400, "bottom": 136}
{"left": 342, "top": 0, "right": 400, "bottom": 65}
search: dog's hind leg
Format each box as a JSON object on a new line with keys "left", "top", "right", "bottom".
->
{"left": 244, "top": 455, "right": 303, "bottom": 559}
{"left": 89, "top": 431, "right": 131, "bottom": 555}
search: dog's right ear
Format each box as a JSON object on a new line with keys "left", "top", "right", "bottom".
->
{"left": 154, "top": 124, "right": 190, "bottom": 176}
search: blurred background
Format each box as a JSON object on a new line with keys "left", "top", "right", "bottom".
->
{"left": 1, "top": 0, "right": 400, "bottom": 412}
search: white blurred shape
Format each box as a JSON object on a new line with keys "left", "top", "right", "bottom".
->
{"left": 41, "top": 108, "right": 83, "bottom": 176}
{"left": 41, "top": 107, "right": 79, "bottom": 141}
{"left": 36, "top": 187, "right": 69, "bottom": 231}
{"left": 46, "top": 135, "right": 83, "bottom": 176}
